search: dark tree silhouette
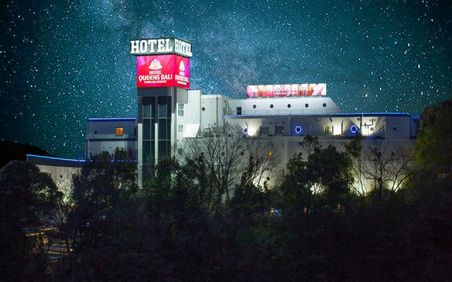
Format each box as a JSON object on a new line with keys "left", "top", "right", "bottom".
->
{"left": 0, "top": 161, "right": 60, "bottom": 281}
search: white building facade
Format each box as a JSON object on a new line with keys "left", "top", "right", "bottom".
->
{"left": 28, "top": 38, "right": 419, "bottom": 191}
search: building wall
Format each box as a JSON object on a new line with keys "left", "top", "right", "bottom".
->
{"left": 200, "top": 95, "right": 227, "bottom": 130}
{"left": 228, "top": 96, "right": 340, "bottom": 116}
{"left": 35, "top": 164, "right": 81, "bottom": 198}
{"left": 226, "top": 114, "right": 414, "bottom": 140}
{"left": 86, "top": 119, "right": 136, "bottom": 159}
{"left": 175, "top": 89, "right": 201, "bottom": 140}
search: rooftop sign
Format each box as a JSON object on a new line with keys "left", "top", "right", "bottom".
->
{"left": 136, "top": 55, "right": 190, "bottom": 89}
{"left": 130, "top": 38, "right": 192, "bottom": 58}
{"left": 247, "top": 83, "right": 327, "bottom": 98}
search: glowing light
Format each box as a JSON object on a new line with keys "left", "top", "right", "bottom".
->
{"left": 294, "top": 125, "right": 304, "bottom": 135}
{"left": 333, "top": 125, "right": 342, "bottom": 135}
{"left": 246, "top": 126, "right": 258, "bottom": 136}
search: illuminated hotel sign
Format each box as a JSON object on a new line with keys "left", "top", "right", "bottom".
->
{"left": 247, "top": 83, "right": 326, "bottom": 98}
{"left": 136, "top": 55, "right": 190, "bottom": 89}
{"left": 130, "top": 38, "right": 192, "bottom": 58}
{"left": 132, "top": 38, "right": 191, "bottom": 89}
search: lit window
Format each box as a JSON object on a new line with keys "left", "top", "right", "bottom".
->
{"left": 115, "top": 127, "right": 124, "bottom": 136}
{"left": 178, "top": 104, "right": 184, "bottom": 117}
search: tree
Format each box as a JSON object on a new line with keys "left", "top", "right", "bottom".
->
{"left": 308, "top": 145, "right": 355, "bottom": 210}
{"left": 277, "top": 152, "right": 313, "bottom": 216}
{"left": 180, "top": 124, "right": 275, "bottom": 214}
{"left": 414, "top": 99, "right": 452, "bottom": 178}
{"left": 227, "top": 154, "right": 275, "bottom": 218}
{"left": 277, "top": 137, "right": 358, "bottom": 215}
{"left": 0, "top": 161, "right": 60, "bottom": 281}
{"left": 361, "top": 141, "right": 414, "bottom": 200}
{"left": 69, "top": 149, "right": 137, "bottom": 249}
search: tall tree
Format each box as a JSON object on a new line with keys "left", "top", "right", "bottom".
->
{"left": 414, "top": 99, "right": 452, "bottom": 178}
{"left": 69, "top": 149, "right": 137, "bottom": 249}
{"left": 181, "top": 124, "right": 247, "bottom": 206}
{"left": 0, "top": 161, "right": 60, "bottom": 281}
{"left": 361, "top": 142, "right": 414, "bottom": 200}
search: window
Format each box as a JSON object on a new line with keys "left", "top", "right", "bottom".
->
{"left": 158, "top": 103, "right": 168, "bottom": 118}
{"left": 158, "top": 120, "right": 170, "bottom": 139}
{"left": 253, "top": 104, "right": 256, "bottom": 109}
{"left": 115, "top": 127, "right": 124, "bottom": 136}
{"left": 393, "top": 126, "right": 397, "bottom": 131}
{"left": 323, "top": 103, "right": 327, "bottom": 108}
{"left": 287, "top": 104, "right": 291, "bottom": 108}
{"left": 178, "top": 125, "right": 184, "bottom": 132}
{"left": 305, "top": 103, "right": 309, "bottom": 108}
{"left": 324, "top": 126, "right": 333, "bottom": 134}
{"left": 177, "top": 104, "right": 184, "bottom": 117}
{"left": 143, "top": 104, "right": 151, "bottom": 118}
{"left": 143, "top": 119, "right": 152, "bottom": 140}
{"left": 294, "top": 125, "right": 304, "bottom": 135}
{"left": 202, "top": 107, "right": 206, "bottom": 111}
{"left": 236, "top": 107, "right": 242, "bottom": 115}
{"left": 270, "top": 104, "right": 274, "bottom": 108}
{"left": 158, "top": 141, "right": 171, "bottom": 160}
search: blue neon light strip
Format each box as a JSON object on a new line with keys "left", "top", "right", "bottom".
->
{"left": 26, "top": 154, "right": 85, "bottom": 163}
{"left": 27, "top": 154, "right": 137, "bottom": 163}
{"left": 88, "top": 117, "right": 136, "bottom": 122}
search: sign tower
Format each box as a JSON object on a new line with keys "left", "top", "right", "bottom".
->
{"left": 130, "top": 38, "right": 192, "bottom": 181}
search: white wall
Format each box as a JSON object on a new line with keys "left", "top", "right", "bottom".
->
{"left": 35, "top": 164, "right": 81, "bottom": 199}
{"left": 228, "top": 96, "right": 341, "bottom": 116}
{"left": 175, "top": 89, "right": 201, "bottom": 140}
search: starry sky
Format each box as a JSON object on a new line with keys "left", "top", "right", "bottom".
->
{"left": 0, "top": 0, "right": 451, "bottom": 158}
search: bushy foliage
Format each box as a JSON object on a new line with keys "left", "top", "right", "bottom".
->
{"left": 50, "top": 134, "right": 452, "bottom": 281}
{"left": 414, "top": 99, "right": 452, "bottom": 178}
{"left": 9, "top": 99, "right": 452, "bottom": 281}
{"left": 0, "top": 161, "right": 60, "bottom": 281}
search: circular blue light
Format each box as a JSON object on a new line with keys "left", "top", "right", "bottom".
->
{"left": 294, "top": 125, "right": 303, "bottom": 135}
{"left": 350, "top": 125, "right": 359, "bottom": 134}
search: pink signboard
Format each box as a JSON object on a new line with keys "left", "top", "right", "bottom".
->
{"left": 136, "top": 55, "right": 190, "bottom": 89}
{"left": 247, "top": 83, "right": 326, "bottom": 98}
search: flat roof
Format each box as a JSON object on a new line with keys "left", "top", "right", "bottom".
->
{"left": 225, "top": 112, "right": 413, "bottom": 118}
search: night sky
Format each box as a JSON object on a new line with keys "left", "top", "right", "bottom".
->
{"left": 1, "top": 0, "right": 451, "bottom": 158}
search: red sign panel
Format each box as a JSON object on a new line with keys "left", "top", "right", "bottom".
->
{"left": 136, "top": 55, "right": 190, "bottom": 89}
{"left": 246, "top": 83, "right": 326, "bottom": 98}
